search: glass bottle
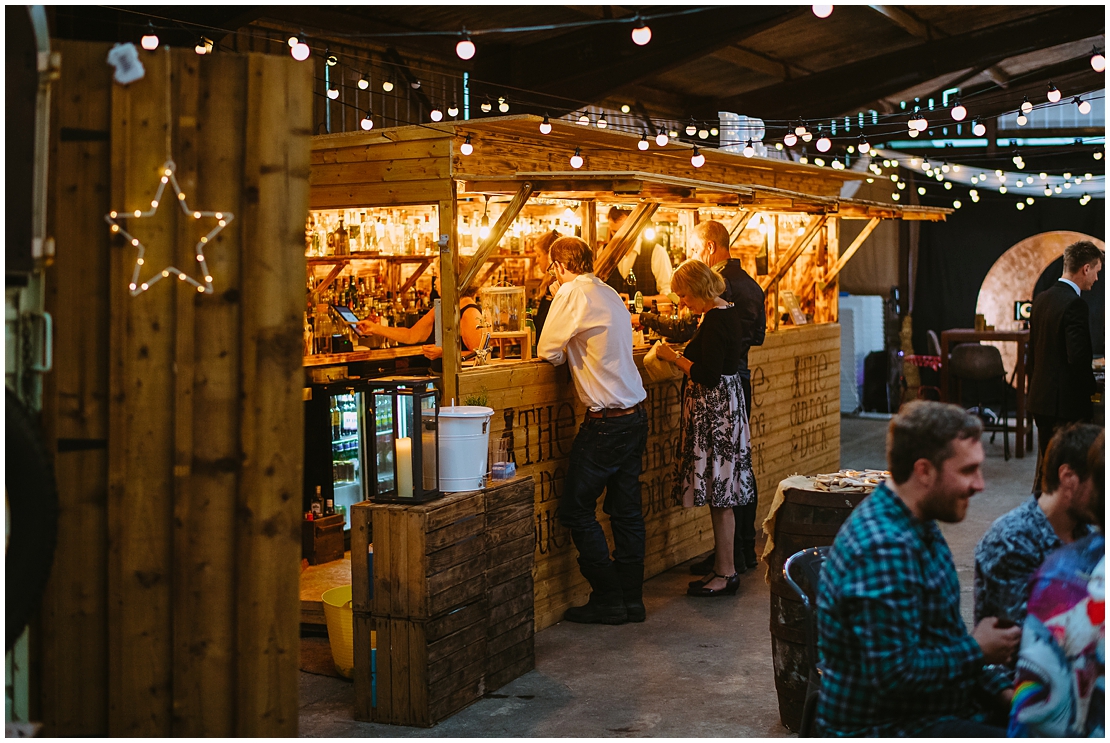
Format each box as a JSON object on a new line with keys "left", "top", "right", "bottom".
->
{"left": 335, "top": 215, "right": 350, "bottom": 256}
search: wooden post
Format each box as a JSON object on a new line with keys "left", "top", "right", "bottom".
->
{"left": 759, "top": 214, "right": 828, "bottom": 292}
{"left": 439, "top": 188, "right": 460, "bottom": 405}
{"left": 593, "top": 201, "right": 660, "bottom": 281}
{"left": 584, "top": 200, "right": 597, "bottom": 249}
{"left": 458, "top": 181, "right": 534, "bottom": 292}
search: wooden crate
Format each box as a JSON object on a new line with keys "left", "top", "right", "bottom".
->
{"left": 349, "top": 477, "right": 536, "bottom": 726}
{"left": 301, "top": 513, "right": 345, "bottom": 565}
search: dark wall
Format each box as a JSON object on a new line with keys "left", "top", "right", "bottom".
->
{"left": 912, "top": 196, "right": 1105, "bottom": 356}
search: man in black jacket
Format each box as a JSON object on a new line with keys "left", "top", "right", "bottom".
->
{"left": 639, "top": 220, "right": 767, "bottom": 572}
{"left": 1028, "top": 240, "right": 1102, "bottom": 492}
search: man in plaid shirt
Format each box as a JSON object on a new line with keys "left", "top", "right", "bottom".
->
{"left": 816, "top": 401, "right": 1022, "bottom": 736}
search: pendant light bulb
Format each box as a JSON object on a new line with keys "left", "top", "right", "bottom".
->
{"left": 784, "top": 131, "right": 798, "bottom": 147}
{"left": 481, "top": 99, "right": 492, "bottom": 113}
{"left": 795, "top": 123, "right": 807, "bottom": 136}
{"left": 597, "top": 116, "right": 608, "bottom": 129}
{"left": 812, "top": 5, "right": 834, "bottom": 18}
{"left": 1016, "top": 113, "right": 1028, "bottom": 126}
{"left": 816, "top": 131, "right": 831, "bottom": 152}
{"left": 698, "top": 129, "right": 709, "bottom": 139}
{"left": 195, "top": 36, "right": 212, "bottom": 55}
{"left": 291, "top": 41, "right": 311, "bottom": 61}
{"left": 287, "top": 35, "right": 300, "bottom": 48}
{"left": 951, "top": 102, "right": 966, "bottom": 121}
{"left": 448, "top": 103, "right": 459, "bottom": 117}
{"left": 858, "top": 137, "right": 870, "bottom": 154}
{"left": 631, "top": 18, "right": 652, "bottom": 46}
{"left": 656, "top": 130, "right": 669, "bottom": 147}
{"left": 637, "top": 133, "right": 650, "bottom": 151}
{"left": 455, "top": 32, "right": 476, "bottom": 61}
{"left": 570, "top": 147, "right": 584, "bottom": 169}
{"left": 971, "top": 119, "right": 986, "bottom": 137}
{"left": 1091, "top": 48, "right": 1106, "bottom": 73}
{"left": 498, "top": 97, "right": 510, "bottom": 113}
{"left": 327, "top": 88, "right": 339, "bottom": 100}
{"left": 539, "top": 116, "right": 552, "bottom": 135}
{"left": 686, "top": 121, "right": 697, "bottom": 136}
{"left": 1076, "top": 97, "right": 1092, "bottom": 115}
{"left": 460, "top": 135, "right": 473, "bottom": 156}
{"left": 141, "top": 23, "right": 159, "bottom": 51}
{"left": 1046, "top": 83, "right": 1061, "bottom": 103}
{"left": 578, "top": 113, "right": 590, "bottom": 125}
{"left": 801, "top": 130, "right": 813, "bottom": 143}
{"left": 430, "top": 107, "right": 443, "bottom": 122}
{"left": 382, "top": 79, "right": 394, "bottom": 92}
{"left": 1020, "top": 97, "right": 1033, "bottom": 114}
{"left": 360, "top": 113, "right": 374, "bottom": 131}
{"left": 691, "top": 146, "right": 705, "bottom": 168}
{"left": 743, "top": 139, "right": 755, "bottom": 158}
{"left": 357, "top": 76, "right": 369, "bottom": 90}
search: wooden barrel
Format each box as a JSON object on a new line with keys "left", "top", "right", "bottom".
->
{"left": 768, "top": 487, "right": 870, "bottom": 732}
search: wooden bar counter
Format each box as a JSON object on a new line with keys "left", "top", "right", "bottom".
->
{"left": 460, "top": 322, "right": 840, "bottom": 630}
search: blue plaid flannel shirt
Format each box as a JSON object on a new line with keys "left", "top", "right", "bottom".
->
{"left": 815, "top": 483, "right": 1011, "bottom": 736}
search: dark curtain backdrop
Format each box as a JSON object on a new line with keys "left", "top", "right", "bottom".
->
{"left": 912, "top": 197, "right": 1105, "bottom": 356}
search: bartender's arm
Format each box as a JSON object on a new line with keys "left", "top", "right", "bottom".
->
{"left": 357, "top": 308, "right": 433, "bottom": 345}
{"left": 635, "top": 311, "right": 697, "bottom": 342}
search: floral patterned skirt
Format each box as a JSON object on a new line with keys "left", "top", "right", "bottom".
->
{"left": 672, "top": 373, "right": 755, "bottom": 509}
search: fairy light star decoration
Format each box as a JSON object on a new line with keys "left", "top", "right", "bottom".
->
{"left": 105, "top": 45, "right": 234, "bottom": 297}
{"left": 105, "top": 161, "right": 234, "bottom": 296}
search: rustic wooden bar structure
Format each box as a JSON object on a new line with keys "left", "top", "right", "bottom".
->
{"left": 309, "top": 115, "right": 948, "bottom": 631}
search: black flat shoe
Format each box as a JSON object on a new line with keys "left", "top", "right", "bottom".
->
{"left": 687, "top": 573, "right": 740, "bottom": 597}
{"left": 688, "top": 571, "right": 717, "bottom": 589}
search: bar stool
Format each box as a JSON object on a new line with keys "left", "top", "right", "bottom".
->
{"left": 949, "top": 344, "right": 1010, "bottom": 460}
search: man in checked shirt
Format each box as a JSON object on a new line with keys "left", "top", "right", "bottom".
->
{"left": 815, "top": 401, "right": 1022, "bottom": 736}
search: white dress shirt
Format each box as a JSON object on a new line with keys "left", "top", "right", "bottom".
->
{"left": 615, "top": 243, "right": 673, "bottom": 295}
{"left": 537, "top": 274, "right": 647, "bottom": 411}
{"left": 1058, "top": 277, "right": 1081, "bottom": 295}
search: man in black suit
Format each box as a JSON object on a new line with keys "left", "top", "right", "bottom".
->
{"left": 1028, "top": 240, "right": 1103, "bottom": 492}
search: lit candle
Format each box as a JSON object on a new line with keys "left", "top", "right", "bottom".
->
{"left": 396, "top": 437, "right": 413, "bottom": 498}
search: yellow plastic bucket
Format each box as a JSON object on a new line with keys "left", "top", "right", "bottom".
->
{"left": 321, "top": 585, "right": 354, "bottom": 679}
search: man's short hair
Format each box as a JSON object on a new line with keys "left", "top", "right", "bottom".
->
{"left": 1042, "top": 423, "right": 1102, "bottom": 493}
{"left": 887, "top": 401, "right": 983, "bottom": 484}
{"left": 1063, "top": 240, "right": 1103, "bottom": 273}
{"left": 1089, "top": 430, "right": 1104, "bottom": 531}
{"left": 549, "top": 235, "right": 594, "bottom": 275}
{"left": 607, "top": 206, "right": 631, "bottom": 224}
{"left": 694, "top": 220, "right": 730, "bottom": 251}
{"left": 672, "top": 259, "right": 726, "bottom": 301}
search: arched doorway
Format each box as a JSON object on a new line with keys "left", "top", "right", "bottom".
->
{"left": 975, "top": 231, "right": 1104, "bottom": 376}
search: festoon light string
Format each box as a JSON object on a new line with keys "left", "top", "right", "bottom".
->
{"left": 104, "top": 45, "right": 235, "bottom": 297}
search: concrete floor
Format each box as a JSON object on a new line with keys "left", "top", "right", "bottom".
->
{"left": 299, "top": 416, "right": 1036, "bottom": 737}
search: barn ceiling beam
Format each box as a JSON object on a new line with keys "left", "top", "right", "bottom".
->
{"left": 486, "top": 6, "right": 802, "bottom": 117}
{"left": 714, "top": 6, "right": 1104, "bottom": 120}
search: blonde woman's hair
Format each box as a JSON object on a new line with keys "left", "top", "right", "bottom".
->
{"left": 671, "top": 259, "right": 725, "bottom": 301}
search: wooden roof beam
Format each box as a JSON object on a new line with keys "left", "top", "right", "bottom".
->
{"left": 458, "top": 182, "right": 534, "bottom": 292}
{"left": 594, "top": 202, "right": 660, "bottom": 282}
{"left": 819, "top": 217, "right": 880, "bottom": 290}
{"left": 760, "top": 215, "right": 828, "bottom": 292}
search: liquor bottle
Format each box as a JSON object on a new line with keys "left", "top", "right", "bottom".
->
{"left": 312, "top": 485, "right": 324, "bottom": 518}
{"left": 335, "top": 216, "right": 350, "bottom": 256}
{"left": 331, "top": 397, "right": 341, "bottom": 440}
{"left": 634, "top": 291, "right": 644, "bottom": 313}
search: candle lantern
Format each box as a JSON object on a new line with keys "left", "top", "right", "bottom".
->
{"left": 367, "top": 375, "right": 441, "bottom": 503}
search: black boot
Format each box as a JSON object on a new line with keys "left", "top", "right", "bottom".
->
{"left": 614, "top": 562, "right": 646, "bottom": 623}
{"left": 564, "top": 564, "right": 629, "bottom": 625}
{"left": 741, "top": 540, "right": 758, "bottom": 570}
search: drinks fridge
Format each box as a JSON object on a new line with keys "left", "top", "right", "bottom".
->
{"left": 304, "top": 383, "right": 367, "bottom": 533}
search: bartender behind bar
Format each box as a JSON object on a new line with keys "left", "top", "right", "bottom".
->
{"left": 603, "top": 207, "right": 672, "bottom": 307}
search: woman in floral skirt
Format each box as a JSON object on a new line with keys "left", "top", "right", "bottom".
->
{"left": 656, "top": 260, "right": 756, "bottom": 596}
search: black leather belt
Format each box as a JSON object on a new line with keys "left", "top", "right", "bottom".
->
{"left": 585, "top": 403, "right": 644, "bottom": 419}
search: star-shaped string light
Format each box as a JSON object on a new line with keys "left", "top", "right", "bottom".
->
{"left": 104, "top": 160, "right": 234, "bottom": 296}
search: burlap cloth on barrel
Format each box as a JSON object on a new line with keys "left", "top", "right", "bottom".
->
{"left": 759, "top": 474, "right": 813, "bottom": 582}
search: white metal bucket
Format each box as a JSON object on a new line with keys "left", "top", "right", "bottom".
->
{"left": 437, "top": 405, "right": 494, "bottom": 491}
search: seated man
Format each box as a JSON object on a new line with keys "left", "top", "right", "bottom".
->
{"left": 974, "top": 423, "right": 1100, "bottom": 630}
{"left": 816, "top": 400, "right": 1021, "bottom": 737}
{"left": 1008, "top": 430, "right": 1104, "bottom": 738}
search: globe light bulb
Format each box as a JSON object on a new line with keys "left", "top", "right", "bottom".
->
{"left": 570, "top": 148, "right": 584, "bottom": 169}
{"left": 1095, "top": 151, "right": 1103, "bottom": 160}
{"left": 141, "top": 26, "right": 159, "bottom": 51}
{"left": 656, "top": 131, "right": 669, "bottom": 147}
{"left": 430, "top": 108, "right": 443, "bottom": 122}
{"left": 1017, "top": 202, "right": 1025, "bottom": 210}
{"left": 686, "top": 122, "right": 697, "bottom": 136}
{"left": 291, "top": 42, "right": 311, "bottom": 61}
{"left": 816, "top": 134, "right": 831, "bottom": 152}
{"left": 326, "top": 54, "right": 337, "bottom": 67}
{"left": 448, "top": 104, "right": 459, "bottom": 117}
{"left": 698, "top": 129, "right": 709, "bottom": 140}
{"left": 1091, "top": 50, "right": 1106, "bottom": 73}
{"left": 784, "top": 132, "right": 798, "bottom": 147}
{"left": 710, "top": 127, "right": 719, "bottom": 136}
{"left": 944, "top": 182, "right": 952, "bottom": 190}
{"left": 456, "top": 36, "right": 476, "bottom": 61}
{"left": 539, "top": 116, "right": 552, "bottom": 135}
{"left": 1016, "top": 113, "right": 1028, "bottom": 126}
{"left": 1026, "top": 197, "right": 1034, "bottom": 205}
{"left": 914, "top": 115, "right": 928, "bottom": 131}
{"left": 498, "top": 98, "right": 510, "bottom": 113}
{"left": 892, "top": 193, "right": 900, "bottom": 201}
{"left": 908, "top": 129, "right": 920, "bottom": 138}
{"left": 1020, "top": 97, "right": 1033, "bottom": 114}
{"left": 358, "top": 77, "right": 369, "bottom": 90}
{"left": 1047, "top": 83, "right": 1061, "bottom": 103}
{"left": 597, "top": 117, "right": 608, "bottom": 129}
{"left": 858, "top": 139, "right": 870, "bottom": 154}
{"left": 801, "top": 131, "right": 812, "bottom": 143}
{"left": 691, "top": 147, "right": 705, "bottom": 168}
{"left": 481, "top": 100, "right": 493, "bottom": 113}
{"left": 631, "top": 20, "right": 652, "bottom": 46}
{"left": 361, "top": 115, "right": 374, "bottom": 131}
{"left": 941, "top": 164, "right": 950, "bottom": 173}
{"left": 195, "top": 37, "right": 210, "bottom": 55}
{"left": 1077, "top": 98, "right": 1092, "bottom": 115}
{"left": 812, "top": 5, "right": 833, "bottom": 18}
{"left": 795, "top": 123, "right": 806, "bottom": 136}
{"left": 382, "top": 79, "right": 394, "bottom": 92}
{"left": 578, "top": 114, "right": 590, "bottom": 125}
{"left": 621, "top": 104, "right": 631, "bottom": 114}
{"left": 953, "top": 200, "right": 962, "bottom": 209}
{"left": 287, "top": 35, "right": 300, "bottom": 48}
{"left": 972, "top": 120, "right": 986, "bottom": 137}
{"left": 917, "top": 187, "right": 926, "bottom": 195}
{"left": 327, "top": 88, "right": 339, "bottom": 100}
{"left": 460, "top": 136, "right": 473, "bottom": 156}
{"left": 743, "top": 140, "right": 755, "bottom": 158}
{"left": 637, "top": 135, "right": 649, "bottom": 151}
{"left": 951, "top": 103, "right": 966, "bottom": 121}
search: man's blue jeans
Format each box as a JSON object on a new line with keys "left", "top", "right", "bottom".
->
{"left": 558, "top": 409, "right": 648, "bottom": 573}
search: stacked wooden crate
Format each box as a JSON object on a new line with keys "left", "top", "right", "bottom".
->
{"left": 350, "top": 477, "right": 535, "bottom": 727}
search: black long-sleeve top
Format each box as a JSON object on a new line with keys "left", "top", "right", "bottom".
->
{"left": 640, "top": 259, "right": 766, "bottom": 370}
{"left": 682, "top": 304, "right": 745, "bottom": 388}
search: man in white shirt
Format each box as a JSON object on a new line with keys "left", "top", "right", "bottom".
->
{"left": 537, "top": 236, "right": 649, "bottom": 625}
{"left": 604, "top": 207, "right": 673, "bottom": 306}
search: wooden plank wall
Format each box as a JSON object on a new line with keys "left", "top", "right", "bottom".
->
{"left": 458, "top": 322, "right": 839, "bottom": 630}
{"left": 39, "top": 42, "right": 311, "bottom": 736}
